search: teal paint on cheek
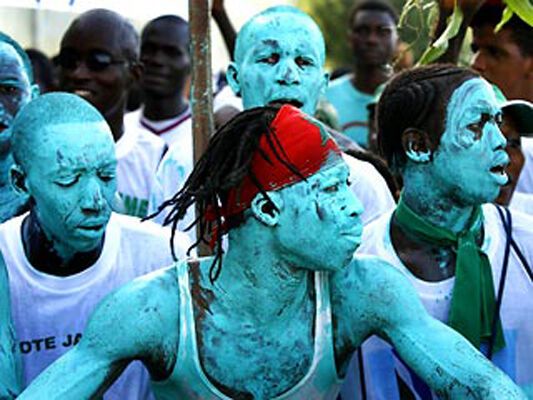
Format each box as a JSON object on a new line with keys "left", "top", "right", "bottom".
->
{"left": 278, "top": 163, "right": 363, "bottom": 270}
{"left": 237, "top": 14, "right": 326, "bottom": 115}
{"left": 0, "top": 43, "right": 32, "bottom": 153}
{"left": 0, "top": 45, "right": 33, "bottom": 221}
{"left": 27, "top": 122, "right": 116, "bottom": 259}
{"left": 430, "top": 78, "right": 509, "bottom": 204}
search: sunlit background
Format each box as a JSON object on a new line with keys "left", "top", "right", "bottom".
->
{"left": 0, "top": 0, "right": 296, "bottom": 72}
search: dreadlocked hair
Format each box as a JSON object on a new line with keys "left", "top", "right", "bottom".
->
{"left": 376, "top": 64, "right": 478, "bottom": 173}
{"left": 148, "top": 104, "right": 304, "bottom": 284}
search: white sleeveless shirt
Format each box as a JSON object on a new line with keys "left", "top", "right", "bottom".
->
{"left": 343, "top": 204, "right": 533, "bottom": 399}
{"left": 0, "top": 212, "right": 185, "bottom": 400}
{"left": 151, "top": 262, "right": 343, "bottom": 399}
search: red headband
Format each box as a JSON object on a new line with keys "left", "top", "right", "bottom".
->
{"left": 222, "top": 104, "right": 342, "bottom": 219}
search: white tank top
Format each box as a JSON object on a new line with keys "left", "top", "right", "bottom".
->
{"left": 344, "top": 204, "right": 533, "bottom": 399}
{"left": 0, "top": 212, "right": 183, "bottom": 400}
{"left": 151, "top": 261, "right": 343, "bottom": 399}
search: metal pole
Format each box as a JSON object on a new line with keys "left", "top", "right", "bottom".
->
{"left": 189, "top": 0, "right": 214, "bottom": 256}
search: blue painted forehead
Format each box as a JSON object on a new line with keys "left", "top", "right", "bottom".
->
{"left": 234, "top": 6, "right": 325, "bottom": 64}
{"left": 0, "top": 31, "right": 34, "bottom": 83}
{"left": 11, "top": 93, "right": 112, "bottom": 167}
{"left": 11, "top": 92, "right": 108, "bottom": 150}
{"left": 13, "top": 92, "right": 104, "bottom": 127}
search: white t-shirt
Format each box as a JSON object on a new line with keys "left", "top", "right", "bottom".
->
{"left": 147, "top": 122, "right": 196, "bottom": 242}
{"left": 343, "top": 204, "right": 533, "bottom": 399}
{"left": 342, "top": 153, "right": 395, "bottom": 226}
{"left": 516, "top": 137, "right": 533, "bottom": 195}
{"left": 1, "top": 212, "right": 189, "bottom": 400}
{"left": 116, "top": 125, "right": 167, "bottom": 218}
{"left": 510, "top": 191, "right": 533, "bottom": 215}
{"left": 125, "top": 108, "right": 195, "bottom": 237}
{"left": 125, "top": 107, "right": 192, "bottom": 148}
{"left": 213, "top": 85, "right": 243, "bottom": 112}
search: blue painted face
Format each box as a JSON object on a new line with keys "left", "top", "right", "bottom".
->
{"left": 24, "top": 121, "right": 116, "bottom": 257}
{"left": 430, "top": 78, "right": 508, "bottom": 205}
{"left": 275, "top": 160, "right": 364, "bottom": 271}
{"left": 0, "top": 42, "right": 33, "bottom": 153}
{"left": 229, "top": 13, "right": 328, "bottom": 115}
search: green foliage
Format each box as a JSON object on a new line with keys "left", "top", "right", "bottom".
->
{"left": 396, "top": 0, "right": 437, "bottom": 64}
{"left": 417, "top": 2, "right": 463, "bottom": 65}
{"left": 298, "top": 0, "right": 354, "bottom": 69}
{"left": 496, "top": 0, "right": 533, "bottom": 32}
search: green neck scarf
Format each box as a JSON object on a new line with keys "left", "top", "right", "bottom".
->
{"left": 394, "top": 195, "right": 505, "bottom": 353}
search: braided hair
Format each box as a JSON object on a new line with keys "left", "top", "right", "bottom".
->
{"left": 150, "top": 104, "right": 304, "bottom": 283}
{"left": 376, "top": 64, "right": 479, "bottom": 172}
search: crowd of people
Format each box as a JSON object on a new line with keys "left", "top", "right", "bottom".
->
{"left": 0, "top": 0, "right": 531, "bottom": 399}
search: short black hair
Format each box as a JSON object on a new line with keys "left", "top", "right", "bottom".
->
{"left": 349, "top": 0, "right": 398, "bottom": 29}
{"left": 142, "top": 15, "right": 190, "bottom": 53}
{"left": 65, "top": 9, "right": 140, "bottom": 63}
{"left": 377, "top": 64, "right": 478, "bottom": 172}
{"left": 145, "top": 14, "right": 188, "bottom": 31}
{"left": 0, "top": 31, "right": 34, "bottom": 83}
{"left": 471, "top": 4, "right": 532, "bottom": 57}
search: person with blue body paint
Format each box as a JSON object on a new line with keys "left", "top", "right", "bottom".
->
{"left": 154, "top": 6, "right": 396, "bottom": 229}
{"left": 0, "top": 31, "right": 40, "bottom": 398}
{"left": 2, "top": 92, "right": 189, "bottom": 399}
{"left": 352, "top": 64, "right": 533, "bottom": 399}
{"left": 0, "top": 33, "right": 39, "bottom": 222}
{"left": 58, "top": 9, "right": 167, "bottom": 218}
{"left": 17, "top": 103, "right": 526, "bottom": 400}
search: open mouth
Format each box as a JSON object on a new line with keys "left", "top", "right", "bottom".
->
{"left": 269, "top": 99, "right": 304, "bottom": 108}
{"left": 72, "top": 89, "right": 94, "bottom": 99}
{"left": 490, "top": 164, "right": 506, "bottom": 176}
{"left": 0, "top": 122, "right": 8, "bottom": 133}
{"left": 489, "top": 162, "right": 509, "bottom": 185}
{"left": 77, "top": 224, "right": 104, "bottom": 232}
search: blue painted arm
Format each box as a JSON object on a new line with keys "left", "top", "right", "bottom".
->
{"left": 333, "top": 256, "right": 527, "bottom": 399}
{"left": 0, "top": 253, "right": 21, "bottom": 399}
{"left": 18, "top": 267, "right": 180, "bottom": 399}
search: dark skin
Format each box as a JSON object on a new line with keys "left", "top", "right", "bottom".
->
{"left": 495, "top": 114, "right": 525, "bottom": 206}
{"left": 140, "top": 19, "right": 191, "bottom": 121}
{"left": 211, "top": 0, "right": 237, "bottom": 60}
{"left": 58, "top": 12, "right": 142, "bottom": 142}
{"left": 471, "top": 26, "right": 533, "bottom": 102}
{"left": 390, "top": 213, "right": 484, "bottom": 281}
{"left": 348, "top": 10, "right": 397, "bottom": 94}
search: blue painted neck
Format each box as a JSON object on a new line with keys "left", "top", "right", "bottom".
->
{"left": 402, "top": 164, "right": 475, "bottom": 234}
{"left": 22, "top": 211, "right": 104, "bottom": 275}
{"left": 214, "top": 219, "right": 311, "bottom": 324}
